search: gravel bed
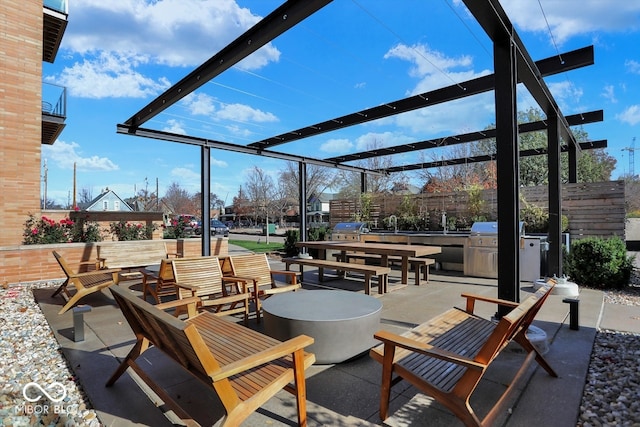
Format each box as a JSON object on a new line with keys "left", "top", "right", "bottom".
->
{"left": 0, "top": 282, "right": 99, "bottom": 427}
{"left": 1, "top": 274, "right": 639, "bottom": 427}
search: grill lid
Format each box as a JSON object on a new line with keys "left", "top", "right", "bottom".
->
{"left": 332, "top": 222, "right": 368, "bottom": 234}
{"left": 469, "top": 221, "right": 525, "bottom": 235}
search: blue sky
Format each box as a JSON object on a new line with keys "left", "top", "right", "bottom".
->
{"left": 42, "top": 0, "right": 640, "bottom": 207}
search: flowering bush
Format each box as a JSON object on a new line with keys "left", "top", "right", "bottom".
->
{"left": 163, "top": 216, "right": 192, "bottom": 239}
{"left": 23, "top": 214, "right": 102, "bottom": 244}
{"left": 109, "top": 220, "right": 156, "bottom": 241}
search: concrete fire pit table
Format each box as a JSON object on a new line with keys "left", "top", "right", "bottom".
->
{"left": 262, "top": 290, "right": 383, "bottom": 364}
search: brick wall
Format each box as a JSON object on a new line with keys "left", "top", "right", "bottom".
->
{"left": 0, "top": 238, "right": 228, "bottom": 285}
{"left": 0, "top": 0, "right": 44, "bottom": 247}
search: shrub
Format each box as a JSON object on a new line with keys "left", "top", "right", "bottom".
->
{"left": 23, "top": 214, "right": 102, "bottom": 244}
{"left": 109, "top": 220, "right": 156, "bottom": 241}
{"left": 283, "top": 229, "right": 300, "bottom": 257}
{"left": 564, "top": 236, "right": 633, "bottom": 289}
{"left": 163, "top": 216, "right": 192, "bottom": 239}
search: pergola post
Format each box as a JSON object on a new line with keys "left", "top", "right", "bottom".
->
{"left": 299, "top": 162, "right": 308, "bottom": 245}
{"left": 201, "top": 146, "right": 211, "bottom": 256}
{"left": 547, "top": 113, "right": 563, "bottom": 277}
{"left": 494, "top": 36, "right": 521, "bottom": 314}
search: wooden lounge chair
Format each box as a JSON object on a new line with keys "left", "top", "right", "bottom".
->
{"left": 106, "top": 285, "right": 316, "bottom": 426}
{"left": 51, "top": 251, "right": 121, "bottom": 315}
{"left": 171, "top": 256, "right": 250, "bottom": 324}
{"left": 140, "top": 258, "right": 177, "bottom": 304}
{"left": 370, "top": 283, "right": 557, "bottom": 427}
{"left": 227, "top": 253, "right": 301, "bottom": 322}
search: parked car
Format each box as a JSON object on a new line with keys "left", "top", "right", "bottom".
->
{"left": 210, "top": 219, "right": 230, "bottom": 237}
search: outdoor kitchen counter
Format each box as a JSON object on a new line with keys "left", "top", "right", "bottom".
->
{"left": 296, "top": 241, "right": 441, "bottom": 285}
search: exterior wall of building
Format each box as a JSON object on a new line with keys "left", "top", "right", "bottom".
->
{"left": 0, "top": 238, "right": 228, "bottom": 285}
{"left": 0, "top": 0, "right": 44, "bottom": 246}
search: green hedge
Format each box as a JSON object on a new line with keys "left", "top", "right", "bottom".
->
{"left": 564, "top": 236, "right": 633, "bottom": 289}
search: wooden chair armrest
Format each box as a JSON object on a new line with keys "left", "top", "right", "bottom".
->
{"left": 460, "top": 292, "right": 519, "bottom": 313}
{"left": 155, "top": 297, "right": 200, "bottom": 312}
{"left": 71, "top": 268, "right": 121, "bottom": 278}
{"left": 211, "top": 335, "right": 314, "bottom": 381}
{"left": 221, "top": 276, "right": 249, "bottom": 293}
{"left": 374, "top": 330, "right": 485, "bottom": 371}
{"left": 262, "top": 283, "right": 301, "bottom": 295}
{"left": 270, "top": 270, "right": 298, "bottom": 284}
{"left": 166, "top": 252, "right": 182, "bottom": 258}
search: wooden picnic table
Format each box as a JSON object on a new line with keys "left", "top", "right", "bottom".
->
{"left": 295, "top": 241, "right": 441, "bottom": 285}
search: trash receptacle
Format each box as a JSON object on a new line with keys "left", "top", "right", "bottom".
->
{"left": 263, "top": 224, "right": 276, "bottom": 235}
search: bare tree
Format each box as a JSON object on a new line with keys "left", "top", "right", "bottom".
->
{"left": 245, "top": 166, "right": 276, "bottom": 224}
{"left": 162, "top": 182, "right": 196, "bottom": 215}
{"left": 78, "top": 186, "right": 93, "bottom": 204}
{"left": 335, "top": 139, "right": 396, "bottom": 198}
{"left": 280, "top": 161, "right": 337, "bottom": 200}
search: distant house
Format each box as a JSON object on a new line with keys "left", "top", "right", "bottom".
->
{"left": 78, "top": 189, "right": 133, "bottom": 212}
{"left": 307, "top": 193, "right": 336, "bottom": 227}
{"left": 390, "top": 182, "right": 422, "bottom": 195}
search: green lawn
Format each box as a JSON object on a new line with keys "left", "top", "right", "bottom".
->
{"left": 228, "top": 239, "right": 284, "bottom": 253}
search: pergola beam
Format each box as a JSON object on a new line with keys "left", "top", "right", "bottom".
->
{"left": 115, "top": 124, "right": 386, "bottom": 176}
{"left": 325, "top": 110, "right": 602, "bottom": 164}
{"left": 250, "top": 46, "right": 593, "bottom": 151}
{"left": 382, "top": 140, "right": 606, "bottom": 173}
{"left": 123, "top": 0, "right": 333, "bottom": 129}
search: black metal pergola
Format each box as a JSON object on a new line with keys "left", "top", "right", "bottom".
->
{"left": 117, "top": 0, "right": 604, "bottom": 309}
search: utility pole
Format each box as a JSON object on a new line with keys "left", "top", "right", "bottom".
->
{"left": 622, "top": 137, "right": 637, "bottom": 177}
{"left": 42, "top": 160, "right": 48, "bottom": 209}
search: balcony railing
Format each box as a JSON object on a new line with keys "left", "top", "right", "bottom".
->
{"left": 42, "top": 82, "right": 67, "bottom": 144}
{"left": 43, "top": 0, "right": 68, "bottom": 63}
{"left": 42, "top": 82, "right": 66, "bottom": 117}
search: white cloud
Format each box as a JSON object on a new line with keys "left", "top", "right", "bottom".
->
{"left": 162, "top": 119, "right": 187, "bottom": 134}
{"left": 170, "top": 167, "right": 200, "bottom": 191}
{"left": 617, "top": 105, "right": 640, "bottom": 126}
{"left": 184, "top": 93, "right": 216, "bottom": 116}
{"left": 602, "top": 85, "right": 617, "bottom": 103}
{"left": 320, "top": 138, "right": 353, "bottom": 153}
{"left": 354, "top": 132, "right": 415, "bottom": 151}
{"left": 46, "top": 51, "right": 170, "bottom": 98}
{"left": 215, "top": 103, "right": 278, "bottom": 123}
{"left": 626, "top": 60, "right": 640, "bottom": 75}
{"left": 63, "top": 0, "right": 280, "bottom": 68}
{"left": 384, "top": 43, "right": 473, "bottom": 89}
{"left": 501, "top": 1, "right": 640, "bottom": 45}
{"left": 42, "top": 140, "right": 119, "bottom": 171}
{"left": 382, "top": 42, "right": 495, "bottom": 135}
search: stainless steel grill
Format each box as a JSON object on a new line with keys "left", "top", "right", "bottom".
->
{"left": 464, "top": 222, "right": 524, "bottom": 279}
{"left": 332, "top": 222, "right": 369, "bottom": 241}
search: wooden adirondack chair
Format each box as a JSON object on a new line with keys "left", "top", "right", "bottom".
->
{"left": 141, "top": 258, "right": 177, "bottom": 304}
{"left": 227, "top": 253, "right": 301, "bottom": 322}
{"left": 51, "top": 251, "right": 120, "bottom": 315}
{"left": 171, "top": 256, "right": 250, "bottom": 324}
{"left": 106, "top": 285, "right": 315, "bottom": 426}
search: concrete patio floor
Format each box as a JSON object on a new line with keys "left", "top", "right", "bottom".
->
{"left": 33, "top": 246, "right": 639, "bottom": 427}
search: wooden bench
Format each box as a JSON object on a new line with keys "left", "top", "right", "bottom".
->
{"left": 282, "top": 257, "right": 391, "bottom": 295}
{"left": 96, "top": 240, "right": 180, "bottom": 282}
{"left": 370, "top": 282, "right": 557, "bottom": 427}
{"left": 106, "top": 285, "right": 316, "bottom": 426}
{"left": 332, "top": 253, "right": 436, "bottom": 286}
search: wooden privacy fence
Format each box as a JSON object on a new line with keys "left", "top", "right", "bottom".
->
{"left": 329, "top": 180, "right": 626, "bottom": 240}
